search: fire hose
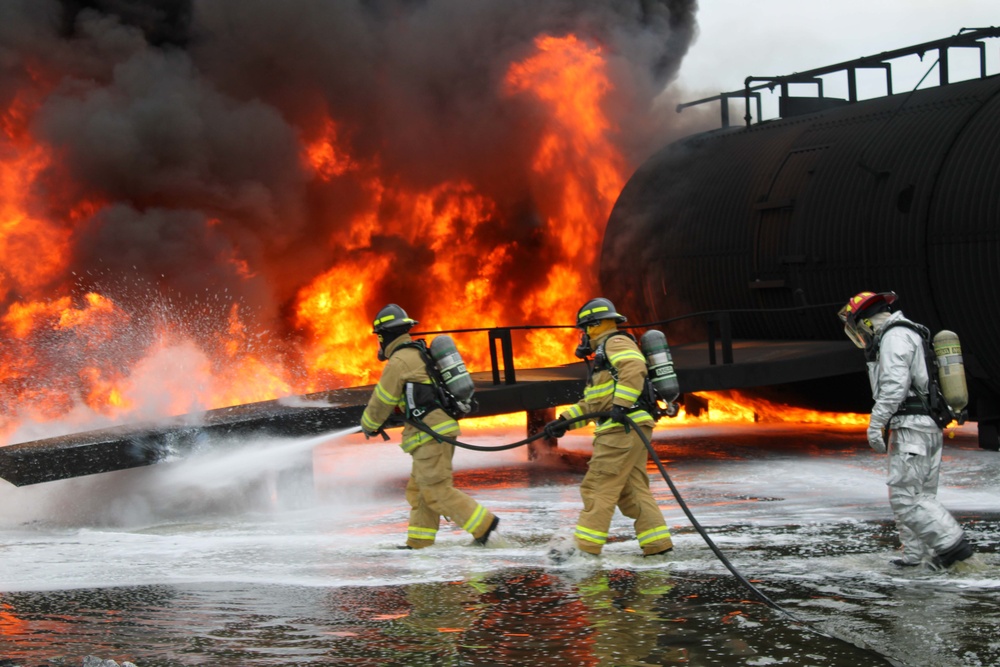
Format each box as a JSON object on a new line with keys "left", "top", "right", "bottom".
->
{"left": 391, "top": 411, "right": 902, "bottom": 666}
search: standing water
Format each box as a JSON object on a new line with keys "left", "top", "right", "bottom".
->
{"left": 1, "top": 423, "right": 998, "bottom": 666}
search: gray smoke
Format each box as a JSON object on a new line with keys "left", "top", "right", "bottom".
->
{"left": 0, "top": 0, "right": 698, "bottom": 386}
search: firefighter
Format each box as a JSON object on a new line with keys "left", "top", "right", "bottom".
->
{"left": 360, "top": 304, "right": 499, "bottom": 549}
{"left": 838, "top": 291, "right": 974, "bottom": 569}
{"left": 544, "top": 298, "right": 673, "bottom": 561}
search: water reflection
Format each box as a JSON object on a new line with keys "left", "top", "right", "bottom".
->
{"left": 1, "top": 425, "right": 996, "bottom": 666}
{"left": 0, "top": 567, "right": 894, "bottom": 666}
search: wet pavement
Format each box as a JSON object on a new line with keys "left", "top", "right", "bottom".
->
{"left": 0, "top": 423, "right": 997, "bottom": 666}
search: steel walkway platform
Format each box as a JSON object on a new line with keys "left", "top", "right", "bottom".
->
{"left": 0, "top": 338, "right": 864, "bottom": 486}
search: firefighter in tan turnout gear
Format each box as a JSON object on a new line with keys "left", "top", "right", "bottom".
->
{"left": 544, "top": 298, "right": 673, "bottom": 561}
{"left": 360, "top": 304, "right": 499, "bottom": 549}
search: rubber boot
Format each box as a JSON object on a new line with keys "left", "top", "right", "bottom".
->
{"left": 933, "top": 537, "right": 974, "bottom": 569}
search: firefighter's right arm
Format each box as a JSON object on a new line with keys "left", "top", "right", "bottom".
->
{"left": 360, "top": 358, "right": 406, "bottom": 437}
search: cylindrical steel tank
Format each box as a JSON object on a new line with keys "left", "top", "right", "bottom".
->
{"left": 601, "top": 74, "right": 1000, "bottom": 407}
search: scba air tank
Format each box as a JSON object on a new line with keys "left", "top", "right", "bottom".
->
{"left": 932, "top": 330, "right": 969, "bottom": 412}
{"left": 640, "top": 329, "right": 680, "bottom": 402}
{"left": 430, "top": 335, "right": 475, "bottom": 407}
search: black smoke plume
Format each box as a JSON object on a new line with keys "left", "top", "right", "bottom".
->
{"left": 0, "top": 0, "right": 699, "bottom": 401}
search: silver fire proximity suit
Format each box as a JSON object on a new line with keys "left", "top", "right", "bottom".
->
{"left": 867, "top": 311, "right": 969, "bottom": 565}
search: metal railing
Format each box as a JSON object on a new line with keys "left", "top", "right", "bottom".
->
{"left": 413, "top": 302, "right": 843, "bottom": 386}
{"left": 677, "top": 27, "right": 1000, "bottom": 128}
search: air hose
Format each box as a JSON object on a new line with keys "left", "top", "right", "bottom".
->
{"left": 400, "top": 412, "right": 903, "bottom": 666}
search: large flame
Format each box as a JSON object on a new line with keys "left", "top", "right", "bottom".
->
{"left": 0, "top": 33, "right": 629, "bottom": 439}
{"left": 292, "top": 34, "right": 624, "bottom": 388}
{"left": 0, "top": 20, "right": 855, "bottom": 443}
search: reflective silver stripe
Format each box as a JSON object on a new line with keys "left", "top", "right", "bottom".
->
{"left": 407, "top": 526, "right": 437, "bottom": 540}
{"left": 361, "top": 412, "right": 381, "bottom": 431}
{"left": 401, "top": 418, "right": 459, "bottom": 452}
{"left": 462, "top": 504, "right": 488, "bottom": 533}
{"left": 575, "top": 525, "right": 608, "bottom": 545}
{"left": 613, "top": 384, "right": 642, "bottom": 402}
{"left": 374, "top": 383, "right": 400, "bottom": 405}
{"left": 595, "top": 409, "right": 652, "bottom": 433}
{"left": 584, "top": 381, "right": 614, "bottom": 400}
{"left": 608, "top": 349, "right": 645, "bottom": 365}
{"left": 637, "top": 525, "right": 671, "bottom": 546}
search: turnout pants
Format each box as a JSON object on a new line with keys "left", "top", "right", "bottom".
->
{"left": 575, "top": 425, "right": 673, "bottom": 555}
{"left": 405, "top": 440, "right": 495, "bottom": 548}
{"left": 887, "top": 427, "right": 966, "bottom": 562}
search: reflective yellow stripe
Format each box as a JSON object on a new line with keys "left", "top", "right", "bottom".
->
{"left": 595, "top": 409, "right": 653, "bottom": 433}
{"left": 584, "top": 381, "right": 614, "bottom": 400}
{"left": 361, "top": 412, "right": 381, "bottom": 432}
{"left": 374, "top": 383, "right": 400, "bottom": 406}
{"left": 613, "top": 384, "right": 642, "bottom": 402}
{"left": 609, "top": 349, "right": 645, "bottom": 365}
{"left": 563, "top": 404, "right": 588, "bottom": 429}
{"left": 408, "top": 526, "right": 437, "bottom": 540}
{"left": 575, "top": 525, "right": 608, "bottom": 545}
{"left": 579, "top": 306, "right": 609, "bottom": 319}
{"left": 374, "top": 314, "right": 397, "bottom": 327}
{"left": 462, "top": 504, "right": 488, "bottom": 534}
{"left": 637, "top": 526, "right": 672, "bottom": 546}
{"left": 401, "top": 418, "right": 459, "bottom": 452}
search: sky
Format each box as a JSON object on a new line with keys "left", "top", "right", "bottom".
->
{"left": 669, "top": 0, "right": 999, "bottom": 126}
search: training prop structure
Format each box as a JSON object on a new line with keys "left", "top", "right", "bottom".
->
{"left": 0, "top": 338, "right": 865, "bottom": 487}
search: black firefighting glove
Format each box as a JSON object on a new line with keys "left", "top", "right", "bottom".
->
{"left": 543, "top": 417, "right": 569, "bottom": 439}
{"left": 609, "top": 404, "right": 631, "bottom": 433}
{"left": 362, "top": 425, "right": 390, "bottom": 441}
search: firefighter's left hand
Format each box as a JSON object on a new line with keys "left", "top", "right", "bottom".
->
{"left": 867, "top": 424, "right": 886, "bottom": 453}
{"left": 610, "top": 405, "right": 630, "bottom": 433}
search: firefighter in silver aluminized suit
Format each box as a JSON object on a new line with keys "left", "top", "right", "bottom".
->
{"left": 839, "top": 291, "right": 974, "bottom": 569}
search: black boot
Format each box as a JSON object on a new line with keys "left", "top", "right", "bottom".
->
{"left": 933, "top": 537, "right": 974, "bottom": 569}
{"left": 475, "top": 516, "right": 500, "bottom": 545}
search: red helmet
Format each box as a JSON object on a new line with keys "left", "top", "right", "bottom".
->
{"left": 838, "top": 291, "right": 897, "bottom": 349}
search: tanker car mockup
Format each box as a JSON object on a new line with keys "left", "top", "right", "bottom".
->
{"left": 601, "top": 28, "right": 1000, "bottom": 450}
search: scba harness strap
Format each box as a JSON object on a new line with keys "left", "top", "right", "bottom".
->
{"left": 590, "top": 331, "right": 665, "bottom": 422}
{"left": 393, "top": 340, "right": 470, "bottom": 421}
{"left": 875, "top": 320, "right": 954, "bottom": 429}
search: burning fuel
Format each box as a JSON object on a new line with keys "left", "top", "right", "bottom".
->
{"left": 0, "top": 1, "right": 705, "bottom": 441}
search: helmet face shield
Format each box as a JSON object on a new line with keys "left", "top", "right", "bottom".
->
{"left": 842, "top": 318, "right": 873, "bottom": 349}
{"left": 837, "top": 291, "right": 897, "bottom": 350}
